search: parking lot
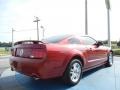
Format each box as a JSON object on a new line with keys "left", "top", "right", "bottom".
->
{"left": 0, "top": 57, "right": 120, "bottom": 90}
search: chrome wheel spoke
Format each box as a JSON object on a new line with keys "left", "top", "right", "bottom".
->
{"left": 70, "top": 62, "right": 81, "bottom": 83}
{"left": 109, "top": 53, "right": 113, "bottom": 65}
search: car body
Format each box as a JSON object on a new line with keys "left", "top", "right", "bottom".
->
{"left": 10, "top": 35, "right": 113, "bottom": 85}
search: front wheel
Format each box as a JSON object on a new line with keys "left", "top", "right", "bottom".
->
{"left": 63, "top": 59, "right": 82, "bottom": 85}
{"left": 105, "top": 52, "right": 113, "bottom": 67}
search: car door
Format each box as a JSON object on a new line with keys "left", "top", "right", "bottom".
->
{"left": 89, "top": 45, "right": 107, "bottom": 65}
{"left": 94, "top": 45, "right": 108, "bottom": 63}
{"left": 67, "top": 36, "right": 96, "bottom": 68}
{"left": 81, "top": 36, "right": 104, "bottom": 68}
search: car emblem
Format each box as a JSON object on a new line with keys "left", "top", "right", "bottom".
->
{"left": 19, "top": 49, "right": 24, "bottom": 56}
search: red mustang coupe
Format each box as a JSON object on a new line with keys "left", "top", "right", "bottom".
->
{"left": 10, "top": 35, "right": 113, "bottom": 85}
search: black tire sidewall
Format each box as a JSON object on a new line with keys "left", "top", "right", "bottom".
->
{"left": 107, "top": 52, "right": 113, "bottom": 66}
{"left": 63, "top": 59, "right": 82, "bottom": 85}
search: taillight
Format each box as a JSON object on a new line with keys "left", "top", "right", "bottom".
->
{"left": 30, "top": 49, "right": 46, "bottom": 59}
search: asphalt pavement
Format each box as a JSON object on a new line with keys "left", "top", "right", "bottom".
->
{"left": 0, "top": 56, "right": 120, "bottom": 90}
{"left": 0, "top": 57, "right": 10, "bottom": 75}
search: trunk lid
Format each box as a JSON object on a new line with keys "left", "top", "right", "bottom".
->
{"left": 11, "top": 40, "right": 47, "bottom": 59}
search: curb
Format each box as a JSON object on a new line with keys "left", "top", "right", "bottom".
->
{"left": 0, "top": 55, "right": 11, "bottom": 59}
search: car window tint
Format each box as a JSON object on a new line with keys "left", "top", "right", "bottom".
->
{"left": 68, "top": 38, "right": 81, "bottom": 44}
{"left": 81, "top": 36, "right": 96, "bottom": 45}
{"left": 43, "top": 35, "right": 70, "bottom": 43}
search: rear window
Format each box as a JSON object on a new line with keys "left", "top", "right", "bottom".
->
{"left": 43, "top": 35, "right": 70, "bottom": 43}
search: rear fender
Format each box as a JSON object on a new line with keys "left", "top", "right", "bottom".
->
{"left": 62, "top": 49, "right": 86, "bottom": 73}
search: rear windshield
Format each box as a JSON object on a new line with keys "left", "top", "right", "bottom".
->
{"left": 42, "top": 35, "right": 70, "bottom": 43}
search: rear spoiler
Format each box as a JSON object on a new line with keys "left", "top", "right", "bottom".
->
{"left": 14, "top": 40, "right": 44, "bottom": 46}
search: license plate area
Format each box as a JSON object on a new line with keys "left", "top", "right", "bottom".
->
{"left": 16, "top": 48, "right": 32, "bottom": 58}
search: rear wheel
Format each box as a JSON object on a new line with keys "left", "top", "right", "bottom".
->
{"left": 63, "top": 59, "right": 82, "bottom": 85}
{"left": 105, "top": 52, "right": 113, "bottom": 67}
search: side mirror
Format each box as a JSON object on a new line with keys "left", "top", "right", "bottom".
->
{"left": 95, "top": 41, "right": 103, "bottom": 47}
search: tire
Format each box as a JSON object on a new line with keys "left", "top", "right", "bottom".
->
{"left": 105, "top": 52, "right": 113, "bottom": 67}
{"left": 63, "top": 59, "right": 82, "bottom": 85}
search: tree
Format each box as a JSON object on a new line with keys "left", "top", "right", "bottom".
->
{"left": 0, "top": 42, "right": 12, "bottom": 47}
{"left": 117, "top": 41, "right": 120, "bottom": 47}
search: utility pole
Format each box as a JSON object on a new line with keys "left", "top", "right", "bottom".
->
{"left": 105, "top": 0, "right": 111, "bottom": 48}
{"left": 107, "top": 8, "right": 111, "bottom": 48}
{"left": 33, "top": 17, "right": 40, "bottom": 40}
{"left": 85, "top": 0, "right": 88, "bottom": 35}
{"left": 12, "top": 28, "right": 15, "bottom": 47}
{"left": 41, "top": 26, "right": 45, "bottom": 40}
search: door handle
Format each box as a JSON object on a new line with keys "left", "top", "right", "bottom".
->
{"left": 89, "top": 48, "right": 93, "bottom": 50}
{"left": 90, "top": 48, "right": 92, "bottom": 49}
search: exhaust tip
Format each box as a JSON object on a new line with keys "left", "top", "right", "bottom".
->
{"left": 34, "top": 78, "right": 39, "bottom": 80}
{"left": 31, "top": 73, "right": 40, "bottom": 80}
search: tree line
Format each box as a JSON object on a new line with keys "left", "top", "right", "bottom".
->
{"left": 0, "top": 42, "right": 12, "bottom": 47}
{"left": 0, "top": 40, "right": 120, "bottom": 47}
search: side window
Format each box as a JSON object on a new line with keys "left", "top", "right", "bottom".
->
{"left": 81, "top": 36, "right": 97, "bottom": 45}
{"left": 68, "top": 38, "right": 81, "bottom": 44}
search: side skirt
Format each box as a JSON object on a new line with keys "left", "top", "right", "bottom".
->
{"left": 82, "top": 62, "right": 107, "bottom": 72}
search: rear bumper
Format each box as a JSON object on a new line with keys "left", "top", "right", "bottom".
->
{"left": 10, "top": 56, "right": 50, "bottom": 79}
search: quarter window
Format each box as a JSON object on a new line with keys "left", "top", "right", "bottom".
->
{"left": 68, "top": 38, "right": 81, "bottom": 44}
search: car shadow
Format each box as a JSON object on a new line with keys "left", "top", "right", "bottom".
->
{"left": 15, "top": 65, "right": 106, "bottom": 90}
{"left": 16, "top": 74, "right": 72, "bottom": 90}
{"left": 82, "top": 65, "right": 105, "bottom": 78}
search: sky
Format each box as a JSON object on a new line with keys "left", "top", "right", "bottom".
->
{"left": 0, "top": 0, "right": 119, "bottom": 42}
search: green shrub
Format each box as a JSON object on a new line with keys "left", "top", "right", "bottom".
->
{"left": 113, "top": 49, "right": 120, "bottom": 55}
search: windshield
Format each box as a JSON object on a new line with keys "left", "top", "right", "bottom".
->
{"left": 42, "top": 35, "right": 70, "bottom": 43}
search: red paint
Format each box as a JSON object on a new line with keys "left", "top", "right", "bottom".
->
{"left": 10, "top": 35, "right": 111, "bottom": 79}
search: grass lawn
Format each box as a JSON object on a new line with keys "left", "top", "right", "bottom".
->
{"left": 113, "top": 49, "right": 120, "bottom": 55}
{"left": 111, "top": 44, "right": 120, "bottom": 55}
{"left": 0, "top": 47, "right": 10, "bottom": 56}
